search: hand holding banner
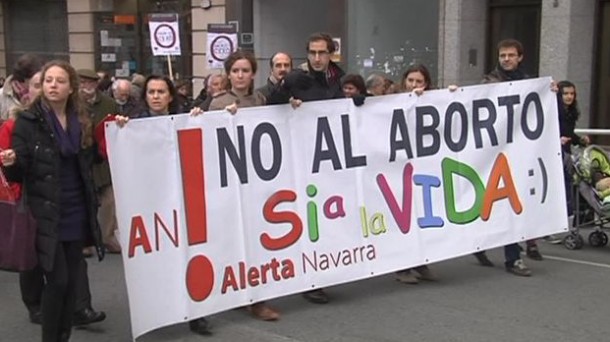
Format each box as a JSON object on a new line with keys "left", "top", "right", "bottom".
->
{"left": 106, "top": 78, "right": 567, "bottom": 339}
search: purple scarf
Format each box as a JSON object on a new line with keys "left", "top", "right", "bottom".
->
{"left": 40, "top": 103, "right": 81, "bottom": 156}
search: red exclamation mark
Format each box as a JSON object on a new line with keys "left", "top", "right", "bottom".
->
{"left": 177, "top": 128, "right": 214, "bottom": 302}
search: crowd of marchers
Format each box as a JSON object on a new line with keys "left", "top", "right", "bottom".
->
{"left": 0, "top": 32, "right": 586, "bottom": 341}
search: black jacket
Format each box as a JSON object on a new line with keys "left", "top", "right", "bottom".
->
{"left": 557, "top": 93, "right": 584, "bottom": 153}
{"left": 3, "top": 105, "right": 104, "bottom": 272}
{"left": 281, "top": 61, "right": 345, "bottom": 103}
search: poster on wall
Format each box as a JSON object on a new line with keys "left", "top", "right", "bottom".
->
{"left": 206, "top": 23, "right": 238, "bottom": 69}
{"left": 331, "top": 37, "right": 342, "bottom": 62}
{"left": 148, "top": 13, "right": 181, "bottom": 56}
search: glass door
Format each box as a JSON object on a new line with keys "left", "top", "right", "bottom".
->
{"left": 487, "top": 0, "right": 541, "bottom": 76}
{"left": 94, "top": 12, "right": 141, "bottom": 78}
{"left": 138, "top": 0, "right": 192, "bottom": 80}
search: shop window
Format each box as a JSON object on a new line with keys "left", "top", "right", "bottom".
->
{"left": 252, "top": 0, "right": 438, "bottom": 87}
{"left": 94, "top": 0, "right": 192, "bottom": 80}
{"left": 487, "top": 0, "right": 541, "bottom": 76}
{"left": 4, "top": 0, "right": 69, "bottom": 68}
{"left": 346, "top": 0, "right": 439, "bottom": 82}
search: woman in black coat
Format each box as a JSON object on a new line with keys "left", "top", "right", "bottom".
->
{"left": 0, "top": 60, "right": 103, "bottom": 342}
{"left": 557, "top": 80, "right": 590, "bottom": 219}
{"left": 558, "top": 80, "right": 590, "bottom": 153}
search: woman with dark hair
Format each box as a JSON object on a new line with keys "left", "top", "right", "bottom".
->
{"left": 341, "top": 74, "right": 366, "bottom": 98}
{"left": 558, "top": 80, "right": 589, "bottom": 151}
{"left": 558, "top": 80, "right": 590, "bottom": 227}
{"left": 0, "top": 60, "right": 104, "bottom": 342}
{"left": 137, "top": 75, "right": 180, "bottom": 117}
{"left": 401, "top": 64, "right": 433, "bottom": 93}
{"left": 115, "top": 74, "right": 213, "bottom": 335}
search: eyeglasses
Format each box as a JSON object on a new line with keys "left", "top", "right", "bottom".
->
{"left": 307, "top": 50, "right": 330, "bottom": 57}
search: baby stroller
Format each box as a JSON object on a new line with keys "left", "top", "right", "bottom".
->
{"left": 564, "top": 145, "right": 610, "bottom": 249}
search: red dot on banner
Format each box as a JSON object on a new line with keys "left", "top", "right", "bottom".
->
{"left": 186, "top": 255, "right": 214, "bottom": 302}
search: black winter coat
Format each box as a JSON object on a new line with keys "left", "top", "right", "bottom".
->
{"left": 281, "top": 61, "right": 345, "bottom": 103}
{"left": 557, "top": 93, "right": 584, "bottom": 153}
{"left": 3, "top": 105, "right": 104, "bottom": 272}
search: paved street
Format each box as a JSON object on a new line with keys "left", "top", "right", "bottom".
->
{"left": 2, "top": 227, "right": 610, "bottom": 342}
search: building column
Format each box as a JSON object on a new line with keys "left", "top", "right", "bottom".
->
{"left": 0, "top": 4, "right": 6, "bottom": 77}
{"left": 438, "top": 0, "right": 487, "bottom": 87}
{"left": 191, "top": 0, "right": 227, "bottom": 96}
{"left": 539, "top": 0, "right": 596, "bottom": 126}
{"left": 67, "top": 0, "right": 96, "bottom": 70}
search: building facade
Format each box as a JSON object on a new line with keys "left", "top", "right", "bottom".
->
{"left": 0, "top": 0, "right": 607, "bottom": 130}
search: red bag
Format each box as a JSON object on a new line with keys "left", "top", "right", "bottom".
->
{"left": 0, "top": 168, "right": 37, "bottom": 272}
{"left": 94, "top": 114, "right": 116, "bottom": 160}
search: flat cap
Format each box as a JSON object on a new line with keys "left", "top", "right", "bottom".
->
{"left": 77, "top": 69, "right": 100, "bottom": 80}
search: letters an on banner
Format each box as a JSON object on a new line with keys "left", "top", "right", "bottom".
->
{"left": 106, "top": 78, "right": 568, "bottom": 339}
{"left": 148, "top": 13, "right": 181, "bottom": 56}
{"left": 206, "top": 23, "right": 238, "bottom": 69}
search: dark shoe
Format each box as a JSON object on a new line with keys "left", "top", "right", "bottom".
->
{"left": 474, "top": 252, "right": 494, "bottom": 267}
{"left": 526, "top": 246, "right": 544, "bottom": 261}
{"left": 505, "top": 259, "right": 532, "bottom": 277}
{"left": 302, "top": 289, "right": 329, "bottom": 304}
{"left": 28, "top": 310, "right": 42, "bottom": 325}
{"left": 189, "top": 317, "right": 211, "bottom": 335}
{"left": 73, "top": 308, "right": 106, "bottom": 326}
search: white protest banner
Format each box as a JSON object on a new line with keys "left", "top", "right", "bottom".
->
{"left": 148, "top": 13, "right": 181, "bottom": 56}
{"left": 206, "top": 23, "right": 238, "bottom": 69}
{"left": 106, "top": 77, "right": 567, "bottom": 339}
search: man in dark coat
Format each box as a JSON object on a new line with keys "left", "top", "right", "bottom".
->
{"left": 273, "top": 33, "right": 349, "bottom": 305}
{"left": 257, "top": 52, "right": 292, "bottom": 104}
{"left": 279, "top": 33, "right": 345, "bottom": 103}
{"left": 472, "top": 39, "right": 537, "bottom": 276}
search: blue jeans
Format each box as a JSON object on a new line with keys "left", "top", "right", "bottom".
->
{"left": 504, "top": 243, "right": 521, "bottom": 267}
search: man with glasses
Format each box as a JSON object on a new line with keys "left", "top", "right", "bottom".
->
{"left": 280, "top": 32, "right": 345, "bottom": 102}
{"left": 473, "top": 39, "right": 537, "bottom": 277}
{"left": 276, "top": 33, "right": 348, "bottom": 305}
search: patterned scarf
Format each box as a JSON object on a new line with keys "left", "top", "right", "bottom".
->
{"left": 11, "top": 80, "right": 30, "bottom": 105}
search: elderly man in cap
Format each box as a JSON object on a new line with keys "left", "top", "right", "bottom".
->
{"left": 77, "top": 69, "right": 121, "bottom": 254}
